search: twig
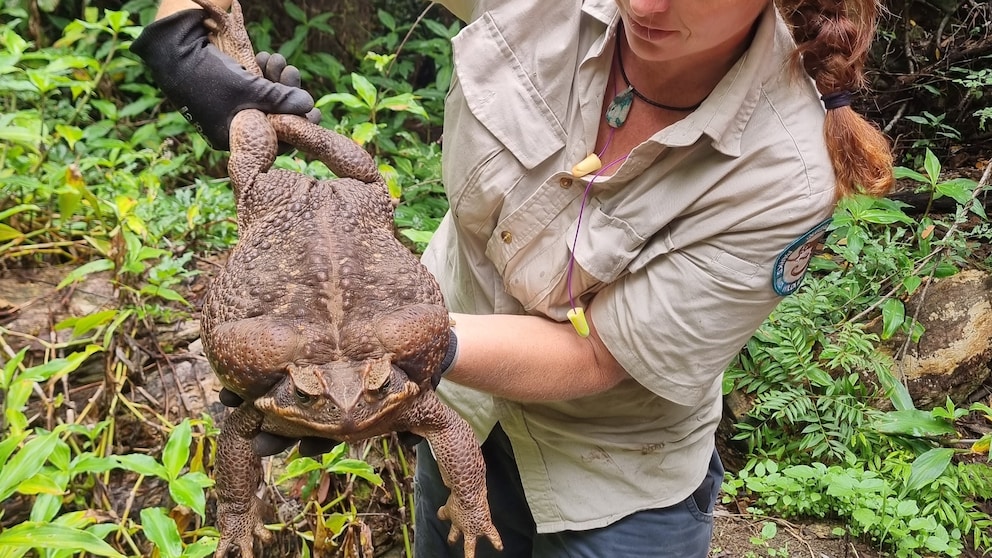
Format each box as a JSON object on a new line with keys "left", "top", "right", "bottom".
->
{"left": 882, "top": 100, "right": 908, "bottom": 134}
{"left": 385, "top": 2, "right": 437, "bottom": 79}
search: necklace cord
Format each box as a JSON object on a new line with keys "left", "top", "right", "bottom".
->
{"left": 566, "top": 144, "right": 628, "bottom": 310}
{"left": 616, "top": 25, "right": 704, "bottom": 113}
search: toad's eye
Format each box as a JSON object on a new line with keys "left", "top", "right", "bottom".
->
{"left": 294, "top": 387, "right": 315, "bottom": 407}
{"left": 375, "top": 377, "right": 391, "bottom": 397}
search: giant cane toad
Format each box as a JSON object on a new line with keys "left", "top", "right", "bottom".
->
{"left": 191, "top": 2, "right": 502, "bottom": 557}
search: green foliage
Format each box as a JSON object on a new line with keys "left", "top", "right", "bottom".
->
{"left": 0, "top": 4, "right": 235, "bottom": 326}
{"left": 0, "top": 3, "right": 455, "bottom": 556}
{"left": 725, "top": 149, "right": 992, "bottom": 556}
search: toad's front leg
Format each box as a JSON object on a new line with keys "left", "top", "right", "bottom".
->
{"left": 405, "top": 391, "right": 503, "bottom": 558}
{"left": 189, "top": 0, "right": 260, "bottom": 74}
{"left": 214, "top": 405, "right": 273, "bottom": 558}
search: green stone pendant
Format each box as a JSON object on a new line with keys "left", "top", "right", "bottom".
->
{"left": 606, "top": 85, "right": 633, "bottom": 128}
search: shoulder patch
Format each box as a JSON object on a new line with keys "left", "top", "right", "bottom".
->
{"left": 772, "top": 218, "right": 831, "bottom": 296}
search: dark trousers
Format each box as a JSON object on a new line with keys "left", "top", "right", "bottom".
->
{"left": 414, "top": 423, "right": 723, "bottom": 557}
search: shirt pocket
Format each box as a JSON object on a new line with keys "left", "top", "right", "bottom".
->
{"left": 445, "top": 12, "right": 567, "bottom": 234}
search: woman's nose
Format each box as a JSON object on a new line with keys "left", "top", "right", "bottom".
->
{"left": 626, "top": 0, "right": 672, "bottom": 18}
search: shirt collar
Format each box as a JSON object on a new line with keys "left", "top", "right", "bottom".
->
{"left": 581, "top": 0, "right": 617, "bottom": 27}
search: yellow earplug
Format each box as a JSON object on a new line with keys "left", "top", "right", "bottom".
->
{"left": 566, "top": 307, "right": 590, "bottom": 337}
{"left": 571, "top": 153, "right": 602, "bottom": 178}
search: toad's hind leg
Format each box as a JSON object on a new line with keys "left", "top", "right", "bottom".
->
{"left": 267, "top": 114, "right": 381, "bottom": 185}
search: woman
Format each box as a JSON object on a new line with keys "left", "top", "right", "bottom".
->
{"left": 133, "top": 0, "right": 892, "bottom": 556}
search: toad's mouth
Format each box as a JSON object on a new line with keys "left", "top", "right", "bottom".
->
{"left": 254, "top": 376, "right": 421, "bottom": 439}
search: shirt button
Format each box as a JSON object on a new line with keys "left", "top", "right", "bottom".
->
{"left": 559, "top": 177, "right": 573, "bottom": 189}
{"left": 500, "top": 231, "right": 513, "bottom": 243}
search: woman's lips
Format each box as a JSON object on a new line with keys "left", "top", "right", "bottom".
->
{"left": 626, "top": 18, "right": 675, "bottom": 41}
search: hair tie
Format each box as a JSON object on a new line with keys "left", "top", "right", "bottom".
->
{"left": 821, "top": 91, "right": 853, "bottom": 110}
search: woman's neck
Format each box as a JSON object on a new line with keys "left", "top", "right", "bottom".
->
{"left": 618, "top": 20, "right": 758, "bottom": 110}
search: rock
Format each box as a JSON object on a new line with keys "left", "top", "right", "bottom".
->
{"left": 881, "top": 269, "right": 992, "bottom": 408}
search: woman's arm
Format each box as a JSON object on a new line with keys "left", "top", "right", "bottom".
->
{"left": 444, "top": 312, "right": 629, "bottom": 402}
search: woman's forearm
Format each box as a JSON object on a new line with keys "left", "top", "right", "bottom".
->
{"left": 443, "top": 312, "right": 629, "bottom": 402}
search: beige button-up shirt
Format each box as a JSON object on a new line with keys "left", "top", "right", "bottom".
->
{"left": 422, "top": 0, "right": 836, "bottom": 532}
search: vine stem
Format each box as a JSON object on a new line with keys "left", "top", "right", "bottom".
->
{"left": 385, "top": 2, "right": 437, "bottom": 79}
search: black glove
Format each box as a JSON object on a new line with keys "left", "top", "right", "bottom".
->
{"left": 218, "top": 387, "right": 336, "bottom": 457}
{"left": 131, "top": 9, "right": 316, "bottom": 150}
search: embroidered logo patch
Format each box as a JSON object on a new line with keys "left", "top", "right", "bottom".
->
{"left": 772, "top": 218, "right": 832, "bottom": 296}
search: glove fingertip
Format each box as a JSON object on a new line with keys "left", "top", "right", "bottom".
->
{"left": 255, "top": 51, "right": 271, "bottom": 69}
{"left": 280, "top": 65, "right": 302, "bottom": 88}
{"left": 218, "top": 387, "right": 244, "bottom": 407}
{"left": 299, "top": 437, "right": 337, "bottom": 457}
{"left": 305, "top": 107, "right": 322, "bottom": 125}
{"left": 252, "top": 432, "right": 296, "bottom": 456}
{"left": 281, "top": 88, "right": 317, "bottom": 115}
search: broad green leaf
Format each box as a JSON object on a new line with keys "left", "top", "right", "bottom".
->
{"left": 0, "top": 432, "right": 27, "bottom": 467}
{"left": 0, "top": 224, "right": 23, "bottom": 241}
{"left": 316, "top": 93, "right": 365, "bottom": 110}
{"left": 139, "top": 285, "right": 190, "bottom": 305}
{"left": 321, "top": 512, "right": 352, "bottom": 537}
{"left": 851, "top": 507, "right": 877, "bottom": 527}
{"left": 905, "top": 448, "right": 954, "bottom": 491}
{"left": 760, "top": 521, "right": 777, "bottom": 539}
{"left": 183, "top": 537, "right": 219, "bottom": 558}
{"left": 116, "top": 454, "right": 167, "bottom": 479}
{"left": 805, "top": 367, "right": 833, "bottom": 388}
{"left": 15, "top": 472, "right": 64, "bottom": 495}
{"left": 0, "top": 124, "right": 41, "bottom": 150}
{"left": 84, "top": 235, "right": 112, "bottom": 257}
{"left": 896, "top": 499, "right": 919, "bottom": 517}
{"left": 351, "top": 122, "right": 378, "bottom": 146}
{"left": 378, "top": 93, "right": 428, "bottom": 119}
{"left": 58, "top": 187, "right": 82, "bottom": 220}
{"left": 379, "top": 162, "right": 401, "bottom": 199}
{"left": 876, "top": 367, "right": 915, "bottom": 411}
{"left": 284, "top": 0, "right": 307, "bottom": 23}
{"left": 70, "top": 453, "right": 121, "bottom": 475}
{"left": 856, "top": 208, "right": 914, "bottom": 225}
{"left": 55, "top": 124, "right": 84, "bottom": 149}
{"left": 329, "top": 458, "right": 382, "bottom": 485}
{"left": 0, "top": 522, "right": 124, "bottom": 557}
{"left": 0, "top": 204, "right": 41, "bottom": 222}
{"left": 874, "top": 409, "right": 956, "bottom": 437}
{"left": 17, "top": 345, "right": 102, "bottom": 384}
{"left": 277, "top": 456, "right": 323, "bottom": 484}
{"left": 0, "top": 431, "right": 59, "bottom": 501}
{"left": 935, "top": 178, "right": 977, "bottom": 205}
{"left": 971, "top": 435, "right": 991, "bottom": 455}
{"left": 56, "top": 258, "right": 115, "bottom": 288}
{"left": 169, "top": 475, "right": 207, "bottom": 518}
{"left": 55, "top": 309, "right": 118, "bottom": 337}
{"left": 902, "top": 275, "right": 922, "bottom": 295}
{"left": 923, "top": 148, "right": 941, "bottom": 183}
{"left": 880, "top": 298, "right": 905, "bottom": 340}
{"left": 140, "top": 508, "right": 183, "bottom": 558}
{"left": 400, "top": 229, "right": 435, "bottom": 244}
{"left": 30, "top": 493, "right": 63, "bottom": 523}
{"left": 105, "top": 10, "right": 130, "bottom": 32}
{"left": 351, "top": 73, "right": 377, "bottom": 109}
{"left": 163, "top": 419, "right": 192, "bottom": 479}
{"left": 892, "top": 166, "right": 930, "bottom": 184}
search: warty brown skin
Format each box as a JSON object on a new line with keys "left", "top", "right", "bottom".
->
{"left": 191, "top": 1, "right": 502, "bottom": 557}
